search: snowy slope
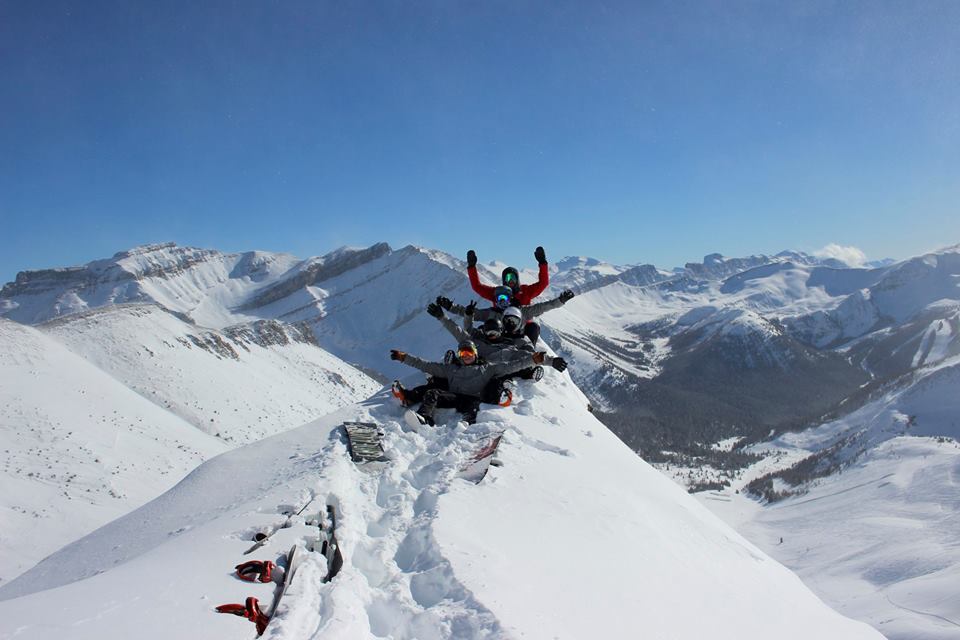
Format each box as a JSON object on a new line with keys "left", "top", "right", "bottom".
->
{"left": 0, "top": 373, "right": 881, "bottom": 640}
{"left": 0, "top": 319, "right": 228, "bottom": 584}
{"left": 40, "top": 304, "right": 380, "bottom": 444}
{"left": 682, "top": 356, "right": 960, "bottom": 640}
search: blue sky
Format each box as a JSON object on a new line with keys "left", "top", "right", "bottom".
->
{"left": 2, "top": 0, "right": 959, "bottom": 282}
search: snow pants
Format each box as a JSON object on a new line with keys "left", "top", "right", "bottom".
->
{"left": 418, "top": 388, "right": 481, "bottom": 424}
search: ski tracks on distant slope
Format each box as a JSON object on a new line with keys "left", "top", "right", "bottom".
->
{"left": 268, "top": 400, "right": 510, "bottom": 640}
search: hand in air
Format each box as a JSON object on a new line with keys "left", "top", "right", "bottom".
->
{"left": 552, "top": 357, "right": 568, "bottom": 372}
{"left": 390, "top": 350, "right": 407, "bottom": 362}
{"left": 426, "top": 303, "right": 443, "bottom": 318}
{"left": 436, "top": 296, "right": 453, "bottom": 310}
{"left": 467, "top": 250, "right": 478, "bottom": 268}
{"left": 559, "top": 289, "right": 575, "bottom": 303}
{"left": 534, "top": 246, "right": 547, "bottom": 265}
{"left": 465, "top": 300, "right": 477, "bottom": 316}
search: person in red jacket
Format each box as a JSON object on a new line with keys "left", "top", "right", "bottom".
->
{"left": 466, "top": 246, "right": 550, "bottom": 306}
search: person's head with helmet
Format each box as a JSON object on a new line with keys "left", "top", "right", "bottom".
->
{"left": 493, "top": 285, "right": 514, "bottom": 310}
{"left": 502, "top": 306, "right": 524, "bottom": 335}
{"left": 457, "top": 340, "right": 480, "bottom": 365}
{"left": 481, "top": 316, "right": 504, "bottom": 341}
{"left": 501, "top": 267, "right": 521, "bottom": 293}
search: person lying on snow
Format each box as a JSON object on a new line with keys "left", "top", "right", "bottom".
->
{"left": 466, "top": 246, "right": 550, "bottom": 307}
{"left": 390, "top": 340, "right": 567, "bottom": 427}
{"left": 435, "top": 287, "right": 575, "bottom": 346}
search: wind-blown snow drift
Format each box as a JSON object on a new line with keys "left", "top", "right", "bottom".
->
{"left": 0, "top": 372, "right": 880, "bottom": 639}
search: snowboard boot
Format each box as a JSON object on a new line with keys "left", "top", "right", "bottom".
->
{"left": 498, "top": 380, "right": 514, "bottom": 407}
{"left": 391, "top": 380, "right": 409, "bottom": 406}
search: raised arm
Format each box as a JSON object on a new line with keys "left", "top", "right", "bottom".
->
{"left": 427, "top": 303, "right": 470, "bottom": 343}
{"left": 519, "top": 247, "right": 550, "bottom": 303}
{"left": 466, "top": 249, "right": 497, "bottom": 302}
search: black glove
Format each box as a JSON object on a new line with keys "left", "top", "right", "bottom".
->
{"left": 552, "top": 357, "right": 568, "bottom": 372}
{"left": 436, "top": 296, "right": 453, "bottom": 310}
{"left": 467, "top": 250, "right": 477, "bottom": 268}
{"left": 390, "top": 350, "right": 406, "bottom": 362}
{"left": 426, "top": 303, "right": 443, "bottom": 318}
{"left": 465, "top": 300, "right": 477, "bottom": 316}
{"left": 559, "top": 289, "right": 575, "bottom": 303}
{"left": 534, "top": 246, "right": 547, "bottom": 265}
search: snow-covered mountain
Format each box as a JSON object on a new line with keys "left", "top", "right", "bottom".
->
{"left": 41, "top": 304, "right": 380, "bottom": 444}
{"left": 0, "top": 374, "right": 881, "bottom": 640}
{"left": 2, "top": 239, "right": 959, "bottom": 638}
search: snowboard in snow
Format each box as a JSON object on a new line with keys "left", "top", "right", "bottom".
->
{"left": 343, "top": 421, "right": 389, "bottom": 463}
{"left": 457, "top": 433, "right": 504, "bottom": 484}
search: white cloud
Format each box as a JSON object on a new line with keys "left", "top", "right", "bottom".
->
{"left": 814, "top": 243, "right": 868, "bottom": 267}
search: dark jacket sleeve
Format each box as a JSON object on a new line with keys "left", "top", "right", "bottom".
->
{"left": 402, "top": 355, "right": 450, "bottom": 378}
{"left": 517, "top": 262, "right": 550, "bottom": 305}
{"left": 524, "top": 295, "right": 565, "bottom": 319}
{"left": 467, "top": 265, "right": 497, "bottom": 302}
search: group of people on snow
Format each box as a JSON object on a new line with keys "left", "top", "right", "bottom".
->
{"left": 390, "top": 246, "right": 574, "bottom": 427}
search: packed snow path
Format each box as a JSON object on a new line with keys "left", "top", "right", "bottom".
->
{"left": 0, "top": 374, "right": 881, "bottom": 640}
{"left": 268, "top": 400, "right": 509, "bottom": 639}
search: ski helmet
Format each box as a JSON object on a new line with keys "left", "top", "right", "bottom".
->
{"left": 493, "top": 285, "right": 513, "bottom": 310}
{"left": 457, "top": 340, "right": 479, "bottom": 364}
{"left": 482, "top": 316, "right": 504, "bottom": 340}
{"left": 502, "top": 306, "right": 523, "bottom": 333}
{"left": 502, "top": 267, "right": 520, "bottom": 291}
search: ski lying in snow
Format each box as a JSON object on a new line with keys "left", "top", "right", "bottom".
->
{"left": 343, "top": 421, "right": 389, "bottom": 463}
{"left": 457, "top": 433, "right": 504, "bottom": 484}
{"left": 267, "top": 543, "right": 303, "bottom": 617}
{"left": 310, "top": 504, "right": 344, "bottom": 582}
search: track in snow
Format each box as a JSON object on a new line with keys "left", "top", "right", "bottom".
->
{"left": 264, "top": 394, "right": 513, "bottom": 640}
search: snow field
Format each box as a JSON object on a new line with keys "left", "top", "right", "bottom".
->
{"left": 0, "top": 372, "right": 881, "bottom": 639}
{"left": 0, "top": 319, "right": 227, "bottom": 584}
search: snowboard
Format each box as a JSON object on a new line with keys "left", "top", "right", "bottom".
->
{"left": 457, "top": 433, "right": 504, "bottom": 484}
{"left": 343, "top": 422, "right": 389, "bottom": 463}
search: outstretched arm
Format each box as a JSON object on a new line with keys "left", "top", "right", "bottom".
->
{"left": 524, "top": 293, "right": 568, "bottom": 319}
{"left": 392, "top": 350, "right": 450, "bottom": 378}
